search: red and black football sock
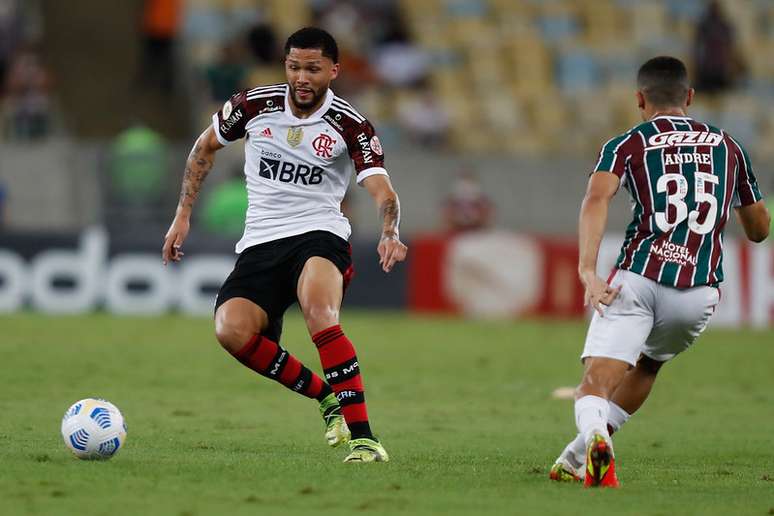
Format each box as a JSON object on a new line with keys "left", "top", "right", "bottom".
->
{"left": 231, "top": 335, "right": 333, "bottom": 402}
{"left": 312, "top": 324, "right": 374, "bottom": 440}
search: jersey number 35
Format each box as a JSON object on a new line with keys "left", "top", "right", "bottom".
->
{"left": 655, "top": 172, "right": 719, "bottom": 235}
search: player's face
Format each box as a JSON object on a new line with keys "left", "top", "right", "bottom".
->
{"left": 285, "top": 48, "right": 339, "bottom": 111}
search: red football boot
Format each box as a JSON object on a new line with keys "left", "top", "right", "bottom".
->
{"left": 584, "top": 433, "right": 619, "bottom": 488}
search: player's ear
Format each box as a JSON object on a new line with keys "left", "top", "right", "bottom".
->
{"left": 685, "top": 88, "right": 695, "bottom": 107}
{"left": 330, "top": 62, "right": 340, "bottom": 80}
{"left": 636, "top": 90, "right": 646, "bottom": 110}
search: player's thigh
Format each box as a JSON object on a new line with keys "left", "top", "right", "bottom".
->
{"left": 296, "top": 256, "right": 344, "bottom": 333}
{"left": 214, "top": 297, "right": 270, "bottom": 351}
{"left": 643, "top": 285, "right": 720, "bottom": 362}
{"left": 581, "top": 270, "right": 657, "bottom": 367}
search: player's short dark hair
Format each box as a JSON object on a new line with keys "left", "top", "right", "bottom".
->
{"left": 284, "top": 27, "right": 339, "bottom": 63}
{"left": 637, "top": 56, "right": 690, "bottom": 107}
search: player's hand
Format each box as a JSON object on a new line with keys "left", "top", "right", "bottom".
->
{"left": 580, "top": 270, "right": 621, "bottom": 317}
{"left": 162, "top": 215, "right": 190, "bottom": 265}
{"left": 377, "top": 234, "right": 408, "bottom": 273}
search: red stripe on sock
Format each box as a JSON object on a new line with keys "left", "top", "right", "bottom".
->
{"left": 279, "top": 355, "right": 302, "bottom": 385}
{"left": 305, "top": 374, "right": 324, "bottom": 399}
{"left": 312, "top": 325, "right": 345, "bottom": 348}
{"left": 234, "top": 334, "right": 261, "bottom": 363}
{"left": 249, "top": 336, "right": 279, "bottom": 371}
{"left": 312, "top": 324, "right": 342, "bottom": 341}
{"left": 317, "top": 339, "right": 356, "bottom": 367}
{"left": 315, "top": 332, "right": 344, "bottom": 349}
{"left": 333, "top": 375, "right": 364, "bottom": 392}
{"left": 340, "top": 403, "right": 368, "bottom": 424}
{"left": 314, "top": 325, "right": 371, "bottom": 430}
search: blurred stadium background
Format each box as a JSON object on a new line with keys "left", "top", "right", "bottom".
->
{"left": 3, "top": 2, "right": 774, "bottom": 514}
{"left": 0, "top": 0, "right": 772, "bottom": 325}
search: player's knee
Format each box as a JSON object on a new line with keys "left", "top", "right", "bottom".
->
{"left": 302, "top": 303, "right": 339, "bottom": 333}
{"left": 214, "top": 312, "right": 255, "bottom": 353}
{"left": 636, "top": 355, "right": 664, "bottom": 376}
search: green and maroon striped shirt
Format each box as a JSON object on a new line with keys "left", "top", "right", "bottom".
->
{"left": 594, "top": 115, "right": 763, "bottom": 288}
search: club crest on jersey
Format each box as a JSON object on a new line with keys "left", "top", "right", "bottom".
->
{"left": 222, "top": 100, "right": 232, "bottom": 119}
{"left": 287, "top": 127, "right": 304, "bottom": 147}
{"left": 312, "top": 133, "right": 337, "bottom": 158}
{"left": 369, "top": 135, "right": 383, "bottom": 156}
{"left": 646, "top": 131, "right": 723, "bottom": 150}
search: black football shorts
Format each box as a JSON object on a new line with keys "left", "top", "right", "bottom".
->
{"left": 214, "top": 230, "right": 353, "bottom": 343}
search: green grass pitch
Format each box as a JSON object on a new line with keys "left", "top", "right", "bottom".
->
{"left": 1, "top": 312, "right": 773, "bottom": 515}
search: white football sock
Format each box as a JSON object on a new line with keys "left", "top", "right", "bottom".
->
{"left": 607, "top": 401, "right": 631, "bottom": 433}
{"left": 575, "top": 395, "right": 610, "bottom": 444}
{"left": 565, "top": 401, "right": 631, "bottom": 463}
{"left": 560, "top": 433, "right": 586, "bottom": 468}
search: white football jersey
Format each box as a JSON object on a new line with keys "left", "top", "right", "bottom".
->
{"left": 212, "top": 83, "right": 388, "bottom": 253}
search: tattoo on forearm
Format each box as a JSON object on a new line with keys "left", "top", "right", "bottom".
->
{"left": 380, "top": 198, "right": 400, "bottom": 238}
{"left": 178, "top": 141, "right": 213, "bottom": 209}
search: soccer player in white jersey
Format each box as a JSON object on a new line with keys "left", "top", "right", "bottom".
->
{"left": 161, "top": 27, "right": 407, "bottom": 463}
{"left": 548, "top": 57, "right": 770, "bottom": 486}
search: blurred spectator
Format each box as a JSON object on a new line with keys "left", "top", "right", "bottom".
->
{"left": 315, "top": 1, "right": 365, "bottom": 52}
{"left": 0, "top": 0, "right": 21, "bottom": 88}
{"left": 693, "top": 0, "right": 745, "bottom": 94}
{"left": 2, "top": 45, "right": 52, "bottom": 141}
{"left": 203, "top": 177, "right": 247, "bottom": 237}
{"left": 109, "top": 123, "right": 167, "bottom": 204}
{"left": 442, "top": 171, "right": 494, "bottom": 233}
{"left": 396, "top": 84, "right": 450, "bottom": 147}
{"left": 372, "top": 42, "right": 429, "bottom": 88}
{"left": 246, "top": 21, "right": 279, "bottom": 65}
{"left": 371, "top": 5, "right": 428, "bottom": 87}
{"left": 138, "top": 0, "right": 182, "bottom": 94}
{"left": 205, "top": 41, "right": 248, "bottom": 103}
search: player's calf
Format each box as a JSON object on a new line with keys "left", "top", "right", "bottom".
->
{"left": 313, "top": 324, "right": 376, "bottom": 442}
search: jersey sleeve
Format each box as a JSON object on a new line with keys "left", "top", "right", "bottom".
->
{"left": 592, "top": 133, "right": 633, "bottom": 178}
{"left": 730, "top": 136, "right": 763, "bottom": 207}
{"left": 212, "top": 91, "right": 250, "bottom": 146}
{"left": 347, "top": 120, "right": 387, "bottom": 184}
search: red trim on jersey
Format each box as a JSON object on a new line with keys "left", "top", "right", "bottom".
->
{"left": 676, "top": 120, "right": 712, "bottom": 288}
{"left": 645, "top": 119, "right": 681, "bottom": 282}
{"left": 620, "top": 134, "right": 650, "bottom": 270}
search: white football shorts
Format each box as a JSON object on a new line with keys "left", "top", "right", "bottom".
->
{"left": 581, "top": 269, "right": 720, "bottom": 366}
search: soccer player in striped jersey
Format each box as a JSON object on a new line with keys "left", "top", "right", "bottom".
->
{"left": 161, "top": 27, "right": 407, "bottom": 463}
{"left": 549, "top": 56, "right": 770, "bottom": 487}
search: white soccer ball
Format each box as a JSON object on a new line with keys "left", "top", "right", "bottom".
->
{"left": 61, "top": 398, "right": 127, "bottom": 460}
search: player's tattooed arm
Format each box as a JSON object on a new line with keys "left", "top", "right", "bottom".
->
{"left": 162, "top": 126, "right": 223, "bottom": 264}
{"left": 178, "top": 127, "right": 222, "bottom": 212}
{"left": 379, "top": 197, "right": 400, "bottom": 240}
{"left": 363, "top": 175, "right": 408, "bottom": 273}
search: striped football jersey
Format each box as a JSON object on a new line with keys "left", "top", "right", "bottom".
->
{"left": 594, "top": 115, "right": 763, "bottom": 288}
{"left": 212, "top": 84, "right": 387, "bottom": 252}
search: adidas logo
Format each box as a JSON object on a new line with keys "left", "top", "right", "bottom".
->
{"left": 259, "top": 128, "right": 273, "bottom": 138}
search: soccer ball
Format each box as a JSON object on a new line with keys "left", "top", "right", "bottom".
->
{"left": 61, "top": 398, "right": 127, "bottom": 460}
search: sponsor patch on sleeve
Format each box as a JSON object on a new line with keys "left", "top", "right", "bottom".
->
{"left": 369, "top": 135, "right": 383, "bottom": 155}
